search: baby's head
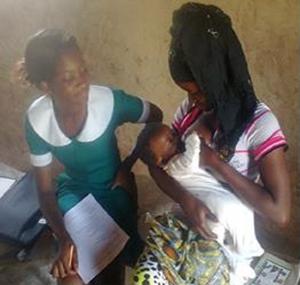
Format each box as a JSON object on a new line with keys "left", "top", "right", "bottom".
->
{"left": 137, "top": 123, "right": 181, "bottom": 167}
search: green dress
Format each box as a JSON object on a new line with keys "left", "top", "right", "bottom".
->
{"left": 25, "top": 85, "right": 149, "bottom": 263}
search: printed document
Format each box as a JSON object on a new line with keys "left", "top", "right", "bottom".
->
{"left": 64, "top": 194, "right": 129, "bottom": 283}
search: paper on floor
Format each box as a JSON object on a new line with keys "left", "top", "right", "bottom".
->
{"left": 248, "top": 252, "right": 300, "bottom": 285}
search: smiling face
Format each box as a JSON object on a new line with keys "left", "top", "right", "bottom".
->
{"left": 148, "top": 125, "right": 180, "bottom": 166}
{"left": 45, "top": 47, "right": 89, "bottom": 109}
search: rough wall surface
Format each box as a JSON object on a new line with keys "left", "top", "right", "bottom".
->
{"left": 0, "top": 0, "right": 299, "bottom": 258}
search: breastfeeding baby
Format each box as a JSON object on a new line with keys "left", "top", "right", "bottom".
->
{"left": 136, "top": 122, "right": 264, "bottom": 282}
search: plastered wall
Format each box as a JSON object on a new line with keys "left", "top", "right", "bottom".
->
{"left": 0, "top": 0, "right": 298, "bottom": 177}
{"left": 0, "top": 0, "right": 299, "bottom": 257}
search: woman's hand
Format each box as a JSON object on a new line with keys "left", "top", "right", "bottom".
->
{"left": 50, "top": 237, "right": 78, "bottom": 279}
{"left": 199, "top": 142, "right": 291, "bottom": 227}
{"left": 112, "top": 167, "right": 137, "bottom": 202}
{"left": 112, "top": 166, "right": 136, "bottom": 192}
{"left": 199, "top": 139, "right": 222, "bottom": 170}
{"left": 148, "top": 165, "right": 217, "bottom": 239}
{"left": 112, "top": 166, "right": 132, "bottom": 190}
{"left": 180, "top": 192, "right": 218, "bottom": 240}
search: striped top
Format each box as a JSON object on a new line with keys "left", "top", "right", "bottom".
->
{"left": 173, "top": 101, "right": 287, "bottom": 182}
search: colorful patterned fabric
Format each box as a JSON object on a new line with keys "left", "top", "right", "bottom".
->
{"left": 133, "top": 213, "right": 230, "bottom": 285}
{"left": 133, "top": 248, "right": 169, "bottom": 285}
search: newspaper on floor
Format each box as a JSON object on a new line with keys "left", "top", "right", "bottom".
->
{"left": 0, "top": 177, "right": 16, "bottom": 199}
{"left": 248, "top": 252, "right": 300, "bottom": 285}
{"left": 63, "top": 194, "right": 129, "bottom": 284}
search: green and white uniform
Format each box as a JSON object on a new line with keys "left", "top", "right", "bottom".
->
{"left": 25, "top": 85, "right": 149, "bottom": 263}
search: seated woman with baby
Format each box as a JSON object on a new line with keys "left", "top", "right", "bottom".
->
{"left": 132, "top": 3, "right": 291, "bottom": 285}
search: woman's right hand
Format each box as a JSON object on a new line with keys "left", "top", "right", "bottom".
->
{"left": 180, "top": 193, "right": 218, "bottom": 240}
{"left": 50, "top": 237, "right": 78, "bottom": 279}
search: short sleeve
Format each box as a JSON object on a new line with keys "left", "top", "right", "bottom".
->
{"left": 25, "top": 117, "right": 53, "bottom": 167}
{"left": 246, "top": 108, "right": 287, "bottom": 161}
{"left": 172, "top": 98, "right": 203, "bottom": 138}
{"left": 172, "top": 98, "right": 190, "bottom": 131}
{"left": 112, "top": 89, "right": 150, "bottom": 125}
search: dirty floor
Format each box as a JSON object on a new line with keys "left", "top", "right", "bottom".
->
{"left": 0, "top": 164, "right": 299, "bottom": 285}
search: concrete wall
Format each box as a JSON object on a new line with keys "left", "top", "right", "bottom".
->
{"left": 0, "top": 0, "right": 299, "bottom": 258}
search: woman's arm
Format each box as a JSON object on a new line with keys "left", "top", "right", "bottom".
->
{"left": 34, "top": 166, "right": 77, "bottom": 278}
{"left": 148, "top": 165, "right": 218, "bottom": 239}
{"left": 201, "top": 144, "right": 291, "bottom": 227}
{"left": 123, "top": 103, "right": 163, "bottom": 167}
{"left": 34, "top": 165, "right": 69, "bottom": 240}
{"left": 113, "top": 103, "right": 163, "bottom": 189}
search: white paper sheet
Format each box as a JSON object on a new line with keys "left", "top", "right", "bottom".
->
{"left": 63, "top": 194, "right": 129, "bottom": 284}
{"left": 0, "top": 177, "right": 16, "bottom": 199}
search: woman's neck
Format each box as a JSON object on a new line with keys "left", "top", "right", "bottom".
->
{"left": 53, "top": 99, "right": 88, "bottom": 138}
{"left": 54, "top": 98, "right": 85, "bottom": 116}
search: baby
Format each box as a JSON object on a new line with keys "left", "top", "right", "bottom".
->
{"left": 137, "top": 122, "right": 264, "bottom": 284}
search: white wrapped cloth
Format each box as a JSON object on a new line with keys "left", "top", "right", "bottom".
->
{"left": 165, "top": 133, "right": 264, "bottom": 285}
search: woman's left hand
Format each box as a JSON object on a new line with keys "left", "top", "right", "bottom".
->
{"left": 112, "top": 166, "right": 132, "bottom": 190}
{"left": 112, "top": 167, "right": 137, "bottom": 202}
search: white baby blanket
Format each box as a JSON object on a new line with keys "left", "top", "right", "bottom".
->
{"left": 165, "top": 133, "right": 264, "bottom": 284}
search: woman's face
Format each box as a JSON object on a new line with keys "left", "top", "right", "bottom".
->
{"left": 47, "top": 48, "right": 89, "bottom": 108}
{"left": 176, "top": 81, "right": 208, "bottom": 110}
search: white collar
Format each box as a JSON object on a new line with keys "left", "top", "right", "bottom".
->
{"left": 27, "top": 85, "right": 114, "bottom": 147}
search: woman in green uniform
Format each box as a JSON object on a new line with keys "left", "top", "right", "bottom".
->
{"left": 22, "top": 29, "right": 162, "bottom": 285}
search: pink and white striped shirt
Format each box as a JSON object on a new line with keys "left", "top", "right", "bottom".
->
{"left": 173, "top": 101, "right": 287, "bottom": 182}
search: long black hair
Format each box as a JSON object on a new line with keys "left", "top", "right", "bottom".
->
{"left": 169, "top": 3, "right": 258, "bottom": 159}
